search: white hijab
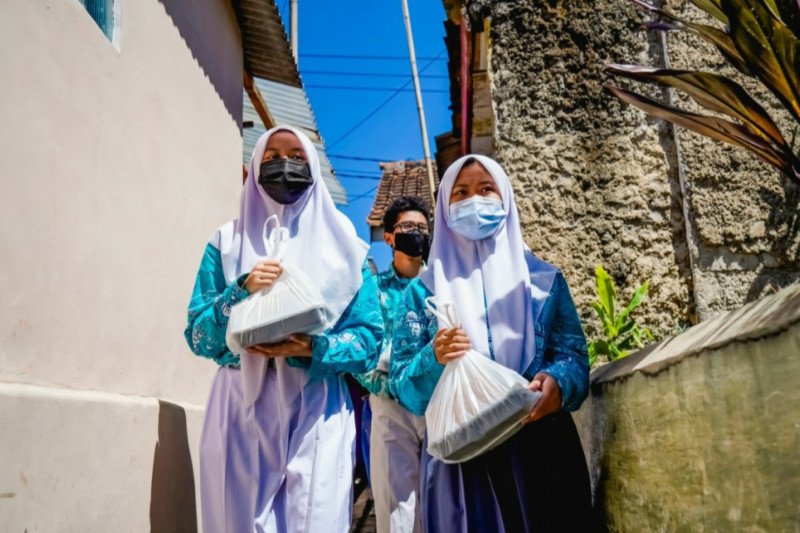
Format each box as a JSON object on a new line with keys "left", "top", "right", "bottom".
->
{"left": 419, "top": 154, "right": 546, "bottom": 375}
{"left": 213, "top": 125, "right": 368, "bottom": 333}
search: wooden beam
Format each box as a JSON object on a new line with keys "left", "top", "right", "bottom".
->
{"left": 244, "top": 69, "right": 276, "bottom": 129}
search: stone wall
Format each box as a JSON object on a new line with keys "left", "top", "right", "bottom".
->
{"left": 574, "top": 282, "right": 800, "bottom": 530}
{"left": 664, "top": 0, "right": 800, "bottom": 319}
{"left": 471, "top": 0, "right": 800, "bottom": 336}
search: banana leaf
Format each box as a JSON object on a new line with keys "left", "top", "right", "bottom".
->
{"left": 591, "top": 301, "right": 616, "bottom": 337}
{"left": 617, "top": 280, "right": 650, "bottom": 326}
{"left": 595, "top": 265, "right": 617, "bottom": 322}
{"left": 588, "top": 343, "right": 599, "bottom": 367}
{"left": 607, "top": 65, "right": 791, "bottom": 150}
{"left": 605, "top": 84, "right": 800, "bottom": 180}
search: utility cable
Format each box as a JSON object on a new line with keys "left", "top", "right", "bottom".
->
{"left": 303, "top": 70, "right": 448, "bottom": 79}
{"left": 302, "top": 53, "right": 445, "bottom": 61}
{"left": 307, "top": 85, "right": 447, "bottom": 93}
{"left": 347, "top": 185, "right": 380, "bottom": 202}
{"left": 326, "top": 50, "right": 446, "bottom": 150}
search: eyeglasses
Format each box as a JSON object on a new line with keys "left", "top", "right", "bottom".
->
{"left": 393, "top": 221, "right": 430, "bottom": 235}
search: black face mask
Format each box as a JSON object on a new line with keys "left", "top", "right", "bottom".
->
{"left": 394, "top": 232, "right": 430, "bottom": 260}
{"left": 258, "top": 159, "right": 314, "bottom": 205}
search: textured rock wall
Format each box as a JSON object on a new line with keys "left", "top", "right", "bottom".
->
{"left": 664, "top": 0, "right": 800, "bottom": 319}
{"left": 476, "top": 0, "right": 695, "bottom": 337}
{"left": 474, "top": 0, "right": 800, "bottom": 334}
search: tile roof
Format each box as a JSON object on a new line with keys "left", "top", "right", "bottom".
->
{"left": 367, "top": 160, "right": 439, "bottom": 229}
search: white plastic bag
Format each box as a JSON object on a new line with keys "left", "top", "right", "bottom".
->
{"left": 225, "top": 217, "right": 330, "bottom": 406}
{"left": 225, "top": 216, "right": 329, "bottom": 354}
{"left": 424, "top": 298, "right": 542, "bottom": 464}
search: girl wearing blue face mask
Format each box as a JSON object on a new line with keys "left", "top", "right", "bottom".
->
{"left": 389, "top": 155, "right": 592, "bottom": 532}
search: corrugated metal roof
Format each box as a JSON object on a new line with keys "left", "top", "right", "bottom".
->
{"left": 243, "top": 78, "right": 347, "bottom": 205}
{"left": 233, "top": 0, "right": 301, "bottom": 87}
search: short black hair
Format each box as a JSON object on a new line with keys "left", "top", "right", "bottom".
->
{"left": 382, "top": 196, "right": 432, "bottom": 230}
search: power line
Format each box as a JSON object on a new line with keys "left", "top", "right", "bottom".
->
{"left": 348, "top": 185, "right": 380, "bottom": 202}
{"left": 336, "top": 168, "right": 382, "bottom": 175}
{"left": 326, "top": 50, "right": 446, "bottom": 150}
{"left": 329, "top": 154, "right": 392, "bottom": 162}
{"left": 336, "top": 173, "right": 383, "bottom": 181}
{"left": 303, "top": 70, "right": 448, "bottom": 79}
{"left": 306, "top": 84, "right": 448, "bottom": 93}
{"left": 302, "top": 53, "right": 446, "bottom": 61}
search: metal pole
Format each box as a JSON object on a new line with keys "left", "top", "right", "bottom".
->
{"left": 401, "top": 0, "right": 436, "bottom": 209}
{"left": 290, "top": 0, "right": 298, "bottom": 64}
{"left": 459, "top": 13, "right": 471, "bottom": 156}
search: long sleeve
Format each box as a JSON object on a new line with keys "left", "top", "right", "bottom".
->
{"left": 355, "top": 366, "right": 390, "bottom": 397}
{"left": 301, "top": 266, "right": 384, "bottom": 380}
{"left": 353, "top": 266, "right": 412, "bottom": 398}
{"left": 183, "top": 243, "right": 249, "bottom": 366}
{"left": 535, "top": 273, "right": 590, "bottom": 412}
{"left": 388, "top": 280, "right": 444, "bottom": 416}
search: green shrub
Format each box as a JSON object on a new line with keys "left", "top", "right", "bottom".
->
{"left": 588, "top": 265, "right": 654, "bottom": 367}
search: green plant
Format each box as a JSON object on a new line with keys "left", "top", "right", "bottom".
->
{"left": 588, "top": 265, "right": 654, "bottom": 367}
{"left": 606, "top": 0, "right": 800, "bottom": 184}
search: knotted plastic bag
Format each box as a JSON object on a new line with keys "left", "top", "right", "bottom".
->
{"left": 226, "top": 216, "right": 329, "bottom": 406}
{"left": 424, "top": 297, "right": 542, "bottom": 464}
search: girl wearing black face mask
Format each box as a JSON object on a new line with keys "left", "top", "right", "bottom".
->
{"left": 184, "top": 126, "right": 383, "bottom": 533}
{"left": 258, "top": 157, "right": 314, "bottom": 205}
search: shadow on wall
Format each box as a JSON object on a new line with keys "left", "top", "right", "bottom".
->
{"left": 747, "top": 180, "right": 800, "bottom": 301}
{"left": 157, "top": 0, "right": 243, "bottom": 126}
{"left": 150, "top": 400, "right": 198, "bottom": 533}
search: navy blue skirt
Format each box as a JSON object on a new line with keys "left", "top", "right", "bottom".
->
{"left": 421, "top": 411, "right": 593, "bottom": 533}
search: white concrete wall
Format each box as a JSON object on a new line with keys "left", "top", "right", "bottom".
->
{"left": 0, "top": 0, "right": 244, "bottom": 529}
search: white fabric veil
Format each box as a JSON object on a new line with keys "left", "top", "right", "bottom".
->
{"left": 419, "top": 154, "right": 541, "bottom": 374}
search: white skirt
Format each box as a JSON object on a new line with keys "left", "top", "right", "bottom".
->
{"left": 200, "top": 362, "right": 355, "bottom": 533}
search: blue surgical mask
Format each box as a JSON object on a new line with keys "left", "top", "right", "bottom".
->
{"left": 447, "top": 196, "right": 507, "bottom": 240}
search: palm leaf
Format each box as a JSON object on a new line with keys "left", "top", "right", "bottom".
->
{"left": 690, "top": 0, "right": 729, "bottom": 23}
{"left": 627, "top": 0, "right": 752, "bottom": 75}
{"left": 772, "top": 0, "right": 800, "bottom": 39}
{"left": 724, "top": 0, "right": 800, "bottom": 122}
{"left": 607, "top": 65, "right": 790, "bottom": 149}
{"left": 606, "top": 84, "right": 799, "bottom": 179}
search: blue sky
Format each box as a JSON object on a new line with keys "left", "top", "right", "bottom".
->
{"left": 277, "top": 0, "right": 452, "bottom": 270}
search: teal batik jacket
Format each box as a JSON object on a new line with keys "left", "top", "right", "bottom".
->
{"left": 184, "top": 242, "right": 384, "bottom": 380}
{"left": 388, "top": 257, "right": 589, "bottom": 416}
{"left": 354, "top": 264, "right": 414, "bottom": 398}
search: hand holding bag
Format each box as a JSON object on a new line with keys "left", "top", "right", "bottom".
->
{"left": 424, "top": 297, "right": 542, "bottom": 463}
{"left": 226, "top": 216, "right": 330, "bottom": 406}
